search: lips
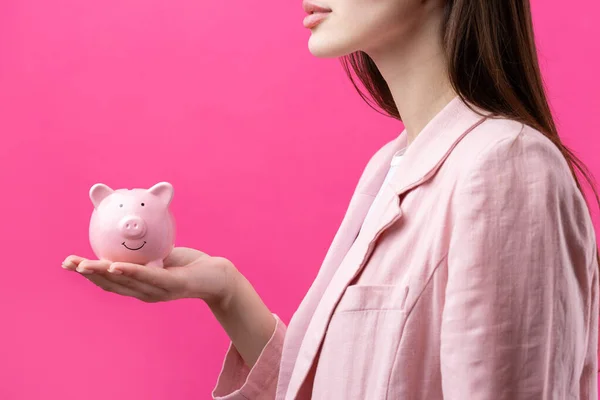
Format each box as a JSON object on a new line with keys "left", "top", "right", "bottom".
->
{"left": 302, "top": 0, "right": 331, "bottom": 29}
{"left": 302, "top": 0, "right": 331, "bottom": 14}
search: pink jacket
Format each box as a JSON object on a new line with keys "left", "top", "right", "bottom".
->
{"left": 212, "top": 97, "right": 599, "bottom": 399}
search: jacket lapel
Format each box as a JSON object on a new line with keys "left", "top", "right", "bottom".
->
{"left": 281, "top": 97, "right": 490, "bottom": 399}
{"left": 276, "top": 130, "right": 407, "bottom": 399}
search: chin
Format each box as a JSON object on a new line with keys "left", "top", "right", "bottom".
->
{"left": 307, "top": 33, "right": 356, "bottom": 59}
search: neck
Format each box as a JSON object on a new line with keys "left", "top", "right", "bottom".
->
{"left": 367, "top": 18, "right": 456, "bottom": 147}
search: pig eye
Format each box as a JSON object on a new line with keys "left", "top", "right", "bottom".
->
{"left": 141, "top": 203, "right": 145, "bottom": 206}
{"left": 119, "top": 204, "right": 123, "bottom": 208}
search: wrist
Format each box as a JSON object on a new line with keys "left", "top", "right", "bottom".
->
{"left": 206, "top": 259, "right": 242, "bottom": 313}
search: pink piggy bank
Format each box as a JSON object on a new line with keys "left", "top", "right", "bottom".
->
{"left": 89, "top": 182, "right": 176, "bottom": 268}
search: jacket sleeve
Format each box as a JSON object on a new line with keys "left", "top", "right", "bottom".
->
{"left": 212, "top": 314, "right": 287, "bottom": 400}
{"left": 440, "top": 131, "right": 598, "bottom": 399}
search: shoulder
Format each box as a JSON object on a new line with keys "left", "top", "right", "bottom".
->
{"left": 451, "top": 116, "right": 596, "bottom": 246}
{"left": 453, "top": 116, "right": 575, "bottom": 193}
{"left": 449, "top": 115, "right": 598, "bottom": 277}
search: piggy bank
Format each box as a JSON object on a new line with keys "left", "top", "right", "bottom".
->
{"left": 89, "top": 182, "right": 176, "bottom": 267}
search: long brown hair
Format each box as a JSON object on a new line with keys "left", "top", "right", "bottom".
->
{"left": 341, "top": 0, "right": 600, "bottom": 275}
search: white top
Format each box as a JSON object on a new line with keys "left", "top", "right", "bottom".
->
{"left": 362, "top": 146, "right": 407, "bottom": 230}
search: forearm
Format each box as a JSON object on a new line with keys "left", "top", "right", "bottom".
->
{"left": 208, "top": 265, "right": 277, "bottom": 368}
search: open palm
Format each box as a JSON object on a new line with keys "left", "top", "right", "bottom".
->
{"left": 62, "top": 247, "right": 235, "bottom": 305}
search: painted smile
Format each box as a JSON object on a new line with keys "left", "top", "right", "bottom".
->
{"left": 122, "top": 241, "right": 146, "bottom": 251}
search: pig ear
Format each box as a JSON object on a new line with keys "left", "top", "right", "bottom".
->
{"left": 89, "top": 183, "right": 114, "bottom": 209}
{"left": 147, "top": 182, "right": 174, "bottom": 206}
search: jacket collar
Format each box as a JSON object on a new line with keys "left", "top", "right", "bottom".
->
{"left": 358, "top": 96, "right": 489, "bottom": 199}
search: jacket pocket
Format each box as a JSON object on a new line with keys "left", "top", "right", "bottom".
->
{"left": 311, "top": 285, "right": 408, "bottom": 399}
{"left": 335, "top": 284, "right": 409, "bottom": 313}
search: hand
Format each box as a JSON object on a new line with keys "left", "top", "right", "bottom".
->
{"left": 61, "top": 247, "right": 237, "bottom": 306}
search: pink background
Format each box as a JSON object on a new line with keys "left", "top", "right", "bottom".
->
{"left": 0, "top": 0, "right": 598, "bottom": 398}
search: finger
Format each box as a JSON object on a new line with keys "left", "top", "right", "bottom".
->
{"left": 93, "top": 270, "right": 169, "bottom": 297}
{"left": 84, "top": 274, "right": 158, "bottom": 303}
{"left": 109, "top": 262, "right": 184, "bottom": 292}
{"left": 76, "top": 259, "right": 112, "bottom": 275}
{"left": 62, "top": 255, "right": 86, "bottom": 271}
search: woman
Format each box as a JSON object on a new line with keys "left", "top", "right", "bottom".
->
{"left": 62, "top": 0, "right": 599, "bottom": 398}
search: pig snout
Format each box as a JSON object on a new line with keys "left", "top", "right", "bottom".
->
{"left": 119, "top": 216, "right": 147, "bottom": 239}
